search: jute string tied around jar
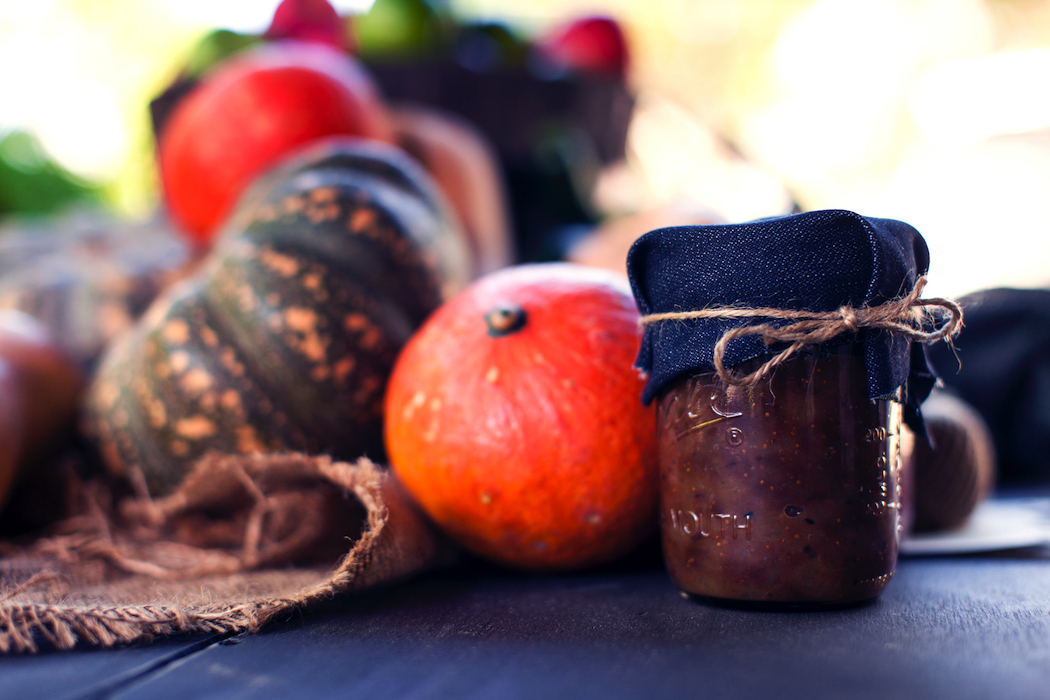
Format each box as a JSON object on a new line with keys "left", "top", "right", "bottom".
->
{"left": 639, "top": 275, "right": 963, "bottom": 387}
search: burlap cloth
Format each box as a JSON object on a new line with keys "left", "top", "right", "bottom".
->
{"left": 0, "top": 452, "right": 453, "bottom": 653}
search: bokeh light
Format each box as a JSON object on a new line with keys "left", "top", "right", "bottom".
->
{"left": 2, "top": 0, "right": 1049, "bottom": 297}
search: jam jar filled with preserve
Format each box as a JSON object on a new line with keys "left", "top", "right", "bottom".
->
{"left": 657, "top": 346, "right": 903, "bottom": 605}
{"left": 627, "top": 210, "right": 959, "bottom": 606}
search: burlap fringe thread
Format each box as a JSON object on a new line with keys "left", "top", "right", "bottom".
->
{"left": 640, "top": 275, "right": 963, "bottom": 385}
{"left": 0, "top": 453, "right": 451, "bottom": 653}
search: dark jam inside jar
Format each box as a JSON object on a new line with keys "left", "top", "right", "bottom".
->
{"left": 657, "top": 345, "right": 903, "bottom": 605}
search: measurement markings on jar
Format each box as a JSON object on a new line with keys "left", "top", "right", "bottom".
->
{"left": 864, "top": 426, "right": 889, "bottom": 442}
{"left": 861, "top": 453, "right": 901, "bottom": 516}
{"left": 669, "top": 509, "right": 752, "bottom": 540}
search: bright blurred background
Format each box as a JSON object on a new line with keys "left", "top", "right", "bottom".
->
{"left": 2, "top": 0, "right": 1050, "bottom": 298}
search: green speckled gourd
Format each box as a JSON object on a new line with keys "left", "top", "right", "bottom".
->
{"left": 86, "top": 137, "right": 472, "bottom": 495}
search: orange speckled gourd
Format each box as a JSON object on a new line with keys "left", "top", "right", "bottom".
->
{"left": 86, "top": 138, "right": 471, "bottom": 496}
{"left": 384, "top": 264, "right": 658, "bottom": 571}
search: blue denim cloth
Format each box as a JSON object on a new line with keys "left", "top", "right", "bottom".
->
{"left": 627, "top": 209, "right": 938, "bottom": 430}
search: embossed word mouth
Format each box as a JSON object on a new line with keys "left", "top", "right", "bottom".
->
{"left": 669, "top": 509, "right": 753, "bottom": 541}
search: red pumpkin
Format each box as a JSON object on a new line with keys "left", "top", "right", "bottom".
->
{"left": 384, "top": 263, "right": 658, "bottom": 571}
{"left": 159, "top": 41, "right": 392, "bottom": 248}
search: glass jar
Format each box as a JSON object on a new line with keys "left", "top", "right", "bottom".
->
{"left": 657, "top": 345, "right": 903, "bottom": 605}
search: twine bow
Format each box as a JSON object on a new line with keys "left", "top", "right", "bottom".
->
{"left": 639, "top": 275, "right": 963, "bottom": 387}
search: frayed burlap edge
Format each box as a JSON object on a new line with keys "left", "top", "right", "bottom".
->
{"left": 0, "top": 453, "right": 452, "bottom": 653}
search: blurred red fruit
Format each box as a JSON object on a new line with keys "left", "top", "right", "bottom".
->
{"left": 265, "top": 0, "right": 351, "bottom": 51}
{"left": 158, "top": 42, "right": 392, "bottom": 248}
{"left": 537, "top": 16, "right": 629, "bottom": 78}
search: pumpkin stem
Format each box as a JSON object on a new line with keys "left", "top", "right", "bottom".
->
{"left": 485, "top": 302, "right": 526, "bottom": 337}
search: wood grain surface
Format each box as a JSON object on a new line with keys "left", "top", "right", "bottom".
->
{"left": 2, "top": 534, "right": 1049, "bottom": 700}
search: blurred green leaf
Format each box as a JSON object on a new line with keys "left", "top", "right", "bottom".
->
{"left": 354, "top": 0, "right": 452, "bottom": 58}
{"left": 0, "top": 131, "right": 101, "bottom": 219}
{"left": 183, "top": 29, "right": 261, "bottom": 78}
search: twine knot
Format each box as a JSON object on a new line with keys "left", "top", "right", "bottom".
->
{"left": 639, "top": 275, "right": 962, "bottom": 387}
{"left": 839, "top": 306, "right": 860, "bottom": 333}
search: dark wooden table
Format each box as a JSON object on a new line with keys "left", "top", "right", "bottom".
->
{"left": 3, "top": 509, "right": 1049, "bottom": 700}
